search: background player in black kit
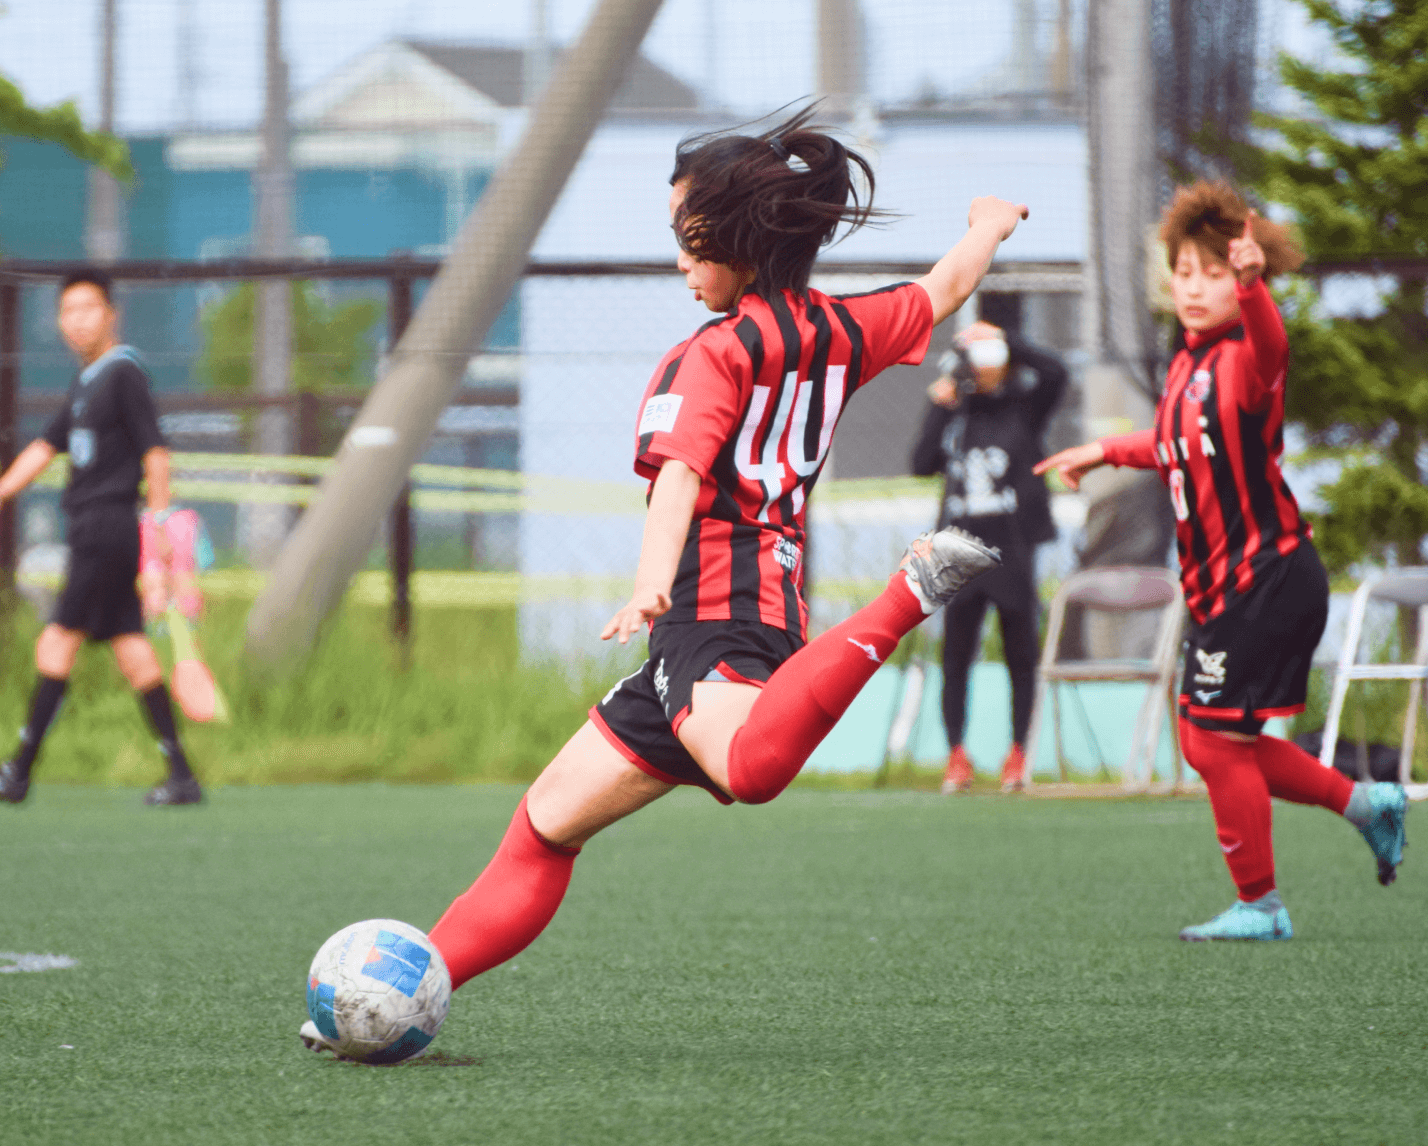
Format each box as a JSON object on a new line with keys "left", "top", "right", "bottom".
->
{"left": 0, "top": 269, "right": 201, "bottom": 806}
{"left": 911, "top": 315, "right": 1066, "bottom": 793}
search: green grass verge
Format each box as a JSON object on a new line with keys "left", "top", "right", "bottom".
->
{"left": 3, "top": 785, "right": 1426, "bottom": 1145}
{"left": 0, "top": 597, "right": 639, "bottom": 787}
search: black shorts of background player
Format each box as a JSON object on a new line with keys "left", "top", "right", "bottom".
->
{"left": 0, "top": 269, "right": 200, "bottom": 807}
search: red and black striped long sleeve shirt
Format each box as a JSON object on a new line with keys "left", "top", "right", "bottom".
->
{"left": 1099, "top": 278, "right": 1310, "bottom": 624}
{"left": 633, "top": 283, "right": 933, "bottom": 637}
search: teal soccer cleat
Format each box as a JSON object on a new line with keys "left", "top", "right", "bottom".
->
{"left": 1356, "top": 783, "right": 1407, "bottom": 886}
{"left": 1178, "top": 891, "right": 1293, "bottom": 942}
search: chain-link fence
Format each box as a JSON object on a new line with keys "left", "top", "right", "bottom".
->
{"left": 0, "top": 257, "right": 1085, "bottom": 660}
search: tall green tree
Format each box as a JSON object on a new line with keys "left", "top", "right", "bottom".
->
{"left": 197, "top": 283, "right": 381, "bottom": 452}
{"left": 198, "top": 283, "right": 381, "bottom": 394}
{"left": 1252, "top": 0, "right": 1428, "bottom": 576}
{"left": 0, "top": 74, "right": 132, "bottom": 180}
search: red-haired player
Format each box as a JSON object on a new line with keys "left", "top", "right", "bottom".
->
{"left": 1037, "top": 182, "right": 1407, "bottom": 941}
{"left": 302, "top": 108, "right": 1025, "bottom": 1050}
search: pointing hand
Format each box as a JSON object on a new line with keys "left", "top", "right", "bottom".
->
{"left": 1228, "top": 213, "right": 1266, "bottom": 288}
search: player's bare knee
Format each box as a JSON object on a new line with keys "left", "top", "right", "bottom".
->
{"left": 112, "top": 636, "right": 162, "bottom": 691}
{"left": 34, "top": 625, "right": 80, "bottom": 677}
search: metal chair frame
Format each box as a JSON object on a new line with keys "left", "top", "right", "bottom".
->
{"left": 1319, "top": 568, "right": 1428, "bottom": 785}
{"left": 1026, "top": 565, "right": 1187, "bottom": 793}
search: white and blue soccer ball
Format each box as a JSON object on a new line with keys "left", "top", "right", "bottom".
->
{"left": 305, "top": 919, "right": 451, "bottom": 1064}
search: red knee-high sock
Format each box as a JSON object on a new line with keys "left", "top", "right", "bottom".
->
{"left": 727, "top": 573, "right": 927, "bottom": 804}
{"left": 1180, "top": 718, "right": 1276, "bottom": 901}
{"left": 427, "top": 794, "right": 579, "bottom": 990}
{"left": 1255, "top": 734, "right": 1353, "bottom": 813}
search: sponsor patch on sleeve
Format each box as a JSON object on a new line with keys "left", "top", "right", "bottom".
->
{"left": 638, "top": 394, "right": 683, "bottom": 436}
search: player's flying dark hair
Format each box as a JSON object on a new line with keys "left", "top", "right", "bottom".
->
{"left": 58, "top": 267, "right": 115, "bottom": 304}
{"left": 670, "top": 105, "right": 882, "bottom": 300}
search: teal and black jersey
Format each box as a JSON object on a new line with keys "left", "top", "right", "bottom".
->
{"left": 41, "top": 344, "right": 166, "bottom": 521}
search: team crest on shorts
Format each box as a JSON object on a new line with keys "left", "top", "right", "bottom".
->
{"left": 1186, "top": 370, "right": 1213, "bottom": 404}
{"left": 1194, "top": 649, "right": 1227, "bottom": 685}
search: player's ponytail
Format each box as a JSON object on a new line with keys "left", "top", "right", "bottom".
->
{"left": 670, "top": 104, "right": 882, "bottom": 299}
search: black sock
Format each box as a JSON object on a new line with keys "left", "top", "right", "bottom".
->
{"left": 11, "top": 675, "right": 68, "bottom": 778}
{"left": 139, "top": 684, "right": 194, "bottom": 782}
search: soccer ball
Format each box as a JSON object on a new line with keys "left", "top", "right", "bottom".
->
{"left": 305, "top": 919, "right": 451, "bottom": 1064}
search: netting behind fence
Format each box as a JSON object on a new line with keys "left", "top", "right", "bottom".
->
{"left": 3, "top": 261, "right": 1085, "bottom": 659}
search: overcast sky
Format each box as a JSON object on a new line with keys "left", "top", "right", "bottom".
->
{"left": 0, "top": 0, "right": 1014, "bottom": 132}
{"left": 0, "top": 0, "right": 1332, "bottom": 135}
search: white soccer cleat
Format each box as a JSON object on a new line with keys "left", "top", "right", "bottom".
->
{"left": 299, "top": 1019, "right": 351, "bottom": 1059}
{"left": 898, "top": 527, "right": 1000, "bottom": 614}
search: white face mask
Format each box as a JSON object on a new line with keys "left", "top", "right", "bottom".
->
{"left": 966, "top": 338, "right": 1009, "bottom": 369}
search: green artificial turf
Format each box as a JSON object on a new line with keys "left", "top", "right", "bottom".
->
{"left": 2, "top": 785, "right": 1426, "bottom": 1145}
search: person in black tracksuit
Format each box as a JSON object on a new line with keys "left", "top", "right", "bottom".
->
{"left": 0, "top": 269, "right": 200, "bottom": 806}
{"left": 911, "top": 320, "right": 1066, "bottom": 793}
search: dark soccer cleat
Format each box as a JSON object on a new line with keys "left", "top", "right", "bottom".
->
{"left": 143, "top": 775, "right": 203, "bottom": 806}
{"left": 898, "top": 527, "right": 1000, "bottom": 614}
{"left": 0, "top": 761, "right": 30, "bottom": 804}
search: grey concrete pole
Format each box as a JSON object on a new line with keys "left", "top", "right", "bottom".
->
{"left": 249, "top": 0, "right": 294, "bottom": 566}
{"left": 85, "top": 0, "right": 123, "bottom": 262}
{"left": 816, "top": 0, "right": 864, "bottom": 116}
{"left": 245, "top": 0, "right": 667, "bottom": 667}
{"left": 1078, "top": 0, "right": 1174, "bottom": 658}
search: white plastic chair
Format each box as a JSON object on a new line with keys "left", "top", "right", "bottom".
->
{"left": 1319, "top": 568, "right": 1428, "bottom": 785}
{"left": 1026, "top": 566, "right": 1186, "bottom": 792}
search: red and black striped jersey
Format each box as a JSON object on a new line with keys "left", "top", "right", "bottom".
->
{"left": 1101, "top": 278, "right": 1310, "bottom": 624}
{"left": 634, "top": 283, "right": 933, "bottom": 635}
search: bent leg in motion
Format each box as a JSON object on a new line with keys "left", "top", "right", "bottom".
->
{"left": 1255, "top": 734, "right": 1407, "bottom": 886}
{"left": 113, "top": 635, "right": 201, "bottom": 806}
{"left": 724, "top": 528, "right": 998, "bottom": 805}
{"left": 428, "top": 721, "right": 671, "bottom": 989}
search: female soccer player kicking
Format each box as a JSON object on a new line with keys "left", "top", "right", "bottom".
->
{"left": 1037, "top": 182, "right": 1407, "bottom": 941}
{"left": 300, "top": 109, "right": 1026, "bottom": 1050}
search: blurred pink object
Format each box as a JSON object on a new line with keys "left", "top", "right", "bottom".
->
{"left": 140, "top": 508, "right": 205, "bottom": 622}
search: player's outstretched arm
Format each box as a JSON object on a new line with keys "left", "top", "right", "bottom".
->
{"left": 0, "top": 440, "right": 58, "bottom": 503}
{"left": 602, "top": 459, "right": 702, "bottom": 645}
{"left": 915, "top": 197, "right": 1029, "bottom": 326}
{"left": 1035, "top": 429, "right": 1161, "bottom": 491}
{"left": 1033, "top": 441, "right": 1106, "bottom": 492}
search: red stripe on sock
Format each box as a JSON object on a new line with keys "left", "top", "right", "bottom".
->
{"left": 727, "top": 573, "right": 925, "bottom": 804}
{"left": 427, "top": 794, "right": 578, "bottom": 990}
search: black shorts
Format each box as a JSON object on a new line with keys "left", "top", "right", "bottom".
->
{"left": 54, "top": 508, "right": 144, "bottom": 642}
{"left": 591, "top": 618, "right": 805, "bottom": 804}
{"left": 1179, "top": 541, "right": 1328, "bottom": 735}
